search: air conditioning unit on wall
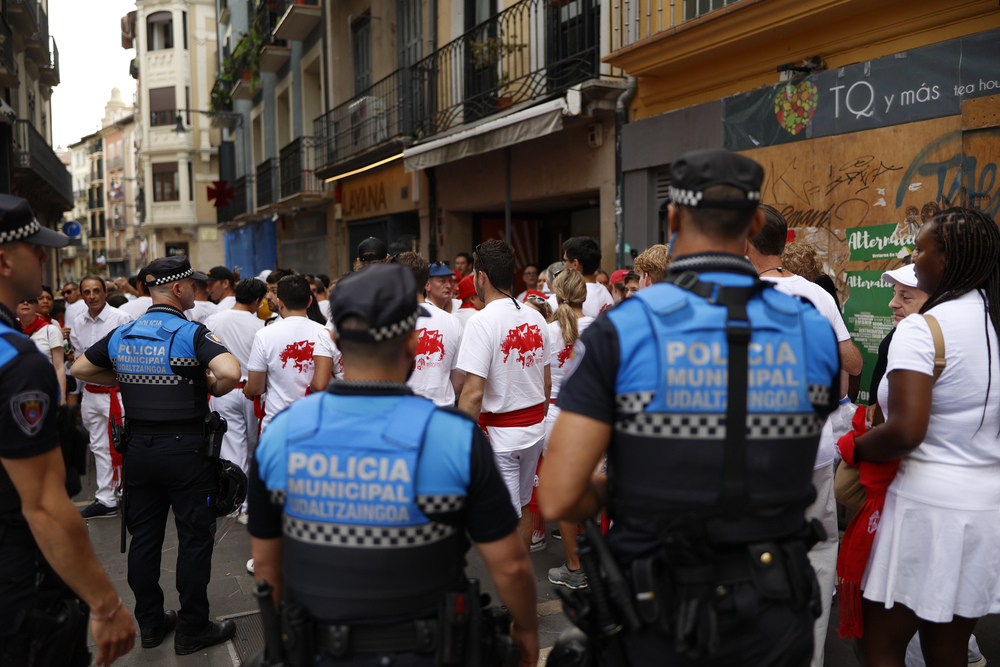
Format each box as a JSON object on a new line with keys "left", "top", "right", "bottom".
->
{"left": 349, "top": 95, "right": 388, "bottom": 150}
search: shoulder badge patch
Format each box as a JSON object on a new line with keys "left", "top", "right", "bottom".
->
{"left": 11, "top": 391, "right": 49, "bottom": 437}
{"left": 205, "top": 332, "right": 224, "bottom": 345}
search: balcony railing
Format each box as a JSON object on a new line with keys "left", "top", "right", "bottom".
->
{"left": 256, "top": 158, "right": 280, "bottom": 209}
{"left": 11, "top": 120, "right": 72, "bottom": 207}
{"left": 233, "top": 175, "right": 252, "bottom": 218}
{"left": 25, "top": 4, "right": 49, "bottom": 65}
{"left": 40, "top": 37, "right": 59, "bottom": 86}
{"left": 314, "top": 0, "right": 613, "bottom": 170}
{"left": 74, "top": 189, "right": 87, "bottom": 201}
{"left": 8, "top": 0, "right": 38, "bottom": 36}
{"left": 0, "top": 17, "right": 17, "bottom": 88}
{"left": 279, "top": 136, "right": 323, "bottom": 199}
{"left": 108, "top": 155, "right": 124, "bottom": 172}
{"left": 88, "top": 141, "right": 103, "bottom": 155}
{"left": 609, "top": 0, "right": 739, "bottom": 52}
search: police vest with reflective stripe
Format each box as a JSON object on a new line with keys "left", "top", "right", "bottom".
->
{"left": 108, "top": 309, "right": 209, "bottom": 422}
{"left": 606, "top": 273, "right": 839, "bottom": 545}
{"left": 273, "top": 393, "right": 474, "bottom": 624}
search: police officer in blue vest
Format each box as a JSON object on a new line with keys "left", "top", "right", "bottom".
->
{"left": 247, "top": 262, "right": 539, "bottom": 666}
{"left": 72, "top": 255, "right": 242, "bottom": 655}
{"left": 0, "top": 194, "right": 136, "bottom": 666}
{"left": 539, "top": 149, "right": 841, "bottom": 666}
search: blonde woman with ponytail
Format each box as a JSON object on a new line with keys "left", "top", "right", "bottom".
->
{"left": 541, "top": 269, "right": 595, "bottom": 589}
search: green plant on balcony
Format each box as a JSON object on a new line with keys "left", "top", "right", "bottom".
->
{"left": 470, "top": 36, "right": 525, "bottom": 71}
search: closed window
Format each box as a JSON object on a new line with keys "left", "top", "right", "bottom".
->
{"left": 149, "top": 87, "right": 176, "bottom": 126}
{"left": 683, "top": 0, "right": 733, "bottom": 21}
{"left": 152, "top": 162, "right": 179, "bottom": 201}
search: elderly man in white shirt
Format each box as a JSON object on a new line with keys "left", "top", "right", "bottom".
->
{"left": 70, "top": 275, "right": 134, "bottom": 519}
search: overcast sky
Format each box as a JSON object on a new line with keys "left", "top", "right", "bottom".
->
{"left": 49, "top": 0, "right": 138, "bottom": 150}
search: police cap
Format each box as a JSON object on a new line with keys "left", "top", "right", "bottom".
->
{"left": 143, "top": 255, "right": 210, "bottom": 286}
{"left": 0, "top": 194, "right": 68, "bottom": 248}
{"left": 668, "top": 149, "right": 763, "bottom": 209}
{"left": 357, "top": 236, "right": 388, "bottom": 262}
{"left": 331, "top": 263, "right": 429, "bottom": 343}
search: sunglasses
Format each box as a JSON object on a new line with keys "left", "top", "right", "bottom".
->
{"left": 21, "top": 298, "right": 37, "bottom": 304}
{"left": 525, "top": 294, "right": 547, "bottom": 306}
{"left": 61, "top": 290, "right": 74, "bottom": 296}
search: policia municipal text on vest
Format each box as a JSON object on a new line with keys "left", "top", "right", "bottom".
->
{"left": 549, "top": 271, "right": 835, "bottom": 666}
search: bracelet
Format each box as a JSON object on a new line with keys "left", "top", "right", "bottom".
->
{"left": 93, "top": 597, "right": 123, "bottom": 622}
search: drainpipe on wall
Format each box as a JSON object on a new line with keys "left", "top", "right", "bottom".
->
{"left": 615, "top": 75, "right": 637, "bottom": 270}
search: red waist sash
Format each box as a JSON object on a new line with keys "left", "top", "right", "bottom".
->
{"left": 478, "top": 402, "right": 546, "bottom": 429}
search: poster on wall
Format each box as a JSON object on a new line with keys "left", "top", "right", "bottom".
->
{"left": 846, "top": 222, "right": 915, "bottom": 262}
{"left": 842, "top": 270, "right": 896, "bottom": 405}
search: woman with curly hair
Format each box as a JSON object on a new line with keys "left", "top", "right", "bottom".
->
{"left": 842, "top": 208, "right": 1000, "bottom": 666}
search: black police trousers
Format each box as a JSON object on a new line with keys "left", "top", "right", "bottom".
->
{"left": 126, "top": 433, "right": 217, "bottom": 635}
{"left": 0, "top": 521, "right": 90, "bottom": 667}
{"left": 609, "top": 581, "right": 813, "bottom": 667}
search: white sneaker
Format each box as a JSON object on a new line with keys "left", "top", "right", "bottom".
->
{"left": 237, "top": 511, "right": 249, "bottom": 525}
{"left": 246, "top": 558, "right": 255, "bottom": 575}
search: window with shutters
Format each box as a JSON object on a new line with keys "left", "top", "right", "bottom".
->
{"left": 149, "top": 87, "right": 176, "bottom": 127}
{"left": 352, "top": 13, "right": 372, "bottom": 94}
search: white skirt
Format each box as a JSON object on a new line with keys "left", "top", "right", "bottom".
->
{"left": 861, "top": 458, "right": 1000, "bottom": 622}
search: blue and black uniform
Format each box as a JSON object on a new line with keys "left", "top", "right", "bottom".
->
{"left": 248, "top": 381, "right": 517, "bottom": 665}
{"left": 0, "top": 303, "right": 89, "bottom": 665}
{"left": 557, "top": 253, "right": 840, "bottom": 666}
{"left": 85, "top": 303, "right": 230, "bottom": 635}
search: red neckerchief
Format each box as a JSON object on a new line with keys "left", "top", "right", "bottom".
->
{"left": 20, "top": 315, "right": 48, "bottom": 336}
{"left": 836, "top": 405, "right": 900, "bottom": 640}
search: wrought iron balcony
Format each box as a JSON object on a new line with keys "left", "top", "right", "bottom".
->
{"left": 25, "top": 4, "right": 49, "bottom": 65}
{"left": 8, "top": 0, "right": 38, "bottom": 37}
{"left": 40, "top": 36, "right": 59, "bottom": 86}
{"left": 0, "top": 18, "right": 18, "bottom": 88}
{"left": 11, "top": 120, "right": 72, "bottom": 211}
{"left": 272, "top": 0, "right": 321, "bottom": 42}
{"left": 233, "top": 175, "right": 252, "bottom": 218}
{"left": 279, "top": 136, "right": 324, "bottom": 201}
{"left": 256, "top": 158, "right": 280, "bottom": 209}
{"left": 314, "top": 0, "right": 613, "bottom": 175}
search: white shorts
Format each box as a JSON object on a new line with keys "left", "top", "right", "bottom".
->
{"left": 493, "top": 439, "right": 544, "bottom": 517}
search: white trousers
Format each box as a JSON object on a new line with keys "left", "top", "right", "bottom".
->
{"left": 805, "top": 463, "right": 838, "bottom": 667}
{"left": 210, "top": 389, "right": 257, "bottom": 511}
{"left": 81, "top": 391, "right": 121, "bottom": 507}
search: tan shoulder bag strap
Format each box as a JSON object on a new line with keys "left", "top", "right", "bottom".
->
{"left": 921, "top": 314, "right": 947, "bottom": 383}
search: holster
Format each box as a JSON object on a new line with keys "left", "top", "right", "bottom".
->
{"left": 280, "top": 603, "right": 315, "bottom": 667}
{"left": 203, "top": 411, "right": 228, "bottom": 459}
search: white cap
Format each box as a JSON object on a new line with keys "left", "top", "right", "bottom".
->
{"left": 881, "top": 263, "right": 918, "bottom": 288}
{"left": 257, "top": 269, "right": 272, "bottom": 282}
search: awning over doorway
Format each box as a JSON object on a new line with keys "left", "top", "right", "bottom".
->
{"left": 403, "top": 97, "right": 576, "bottom": 173}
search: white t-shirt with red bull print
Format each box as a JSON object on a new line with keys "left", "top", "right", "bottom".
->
{"left": 545, "top": 316, "right": 594, "bottom": 442}
{"left": 247, "top": 315, "right": 336, "bottom": 432}
{"left": 457, "top": 297, "right": 551, "bottom": 453}
{"left": 407, "top": 304, "right": 463, "bottom": 407}
{"left": 583, "top": 282, "right": 615, "bottom": 319}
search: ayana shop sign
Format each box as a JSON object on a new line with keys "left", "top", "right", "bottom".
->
{"left": 339, "top": 161, "right": 417, "bottom": 222}
{"left": 724, "top": 28, "right": 999, "bottom": 151}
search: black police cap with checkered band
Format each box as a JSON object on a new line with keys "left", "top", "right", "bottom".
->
{"left": 142, "top": 255, "right": 209, "bottom": 287}
{"left": 331, "top": 263, "right": 429, "bottom": 343}
{"left": 0, "top": 194, "right": 68, "bottom": 248}
{"left": 668, "top": 149, "right": 764, "bottom": 210}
